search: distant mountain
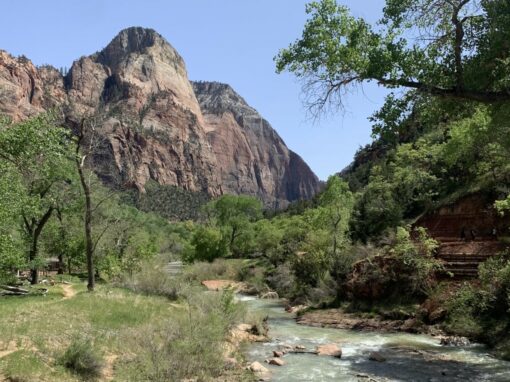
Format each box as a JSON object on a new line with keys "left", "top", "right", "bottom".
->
{"left": 0, "top": 27, "right": 320, "bottom": 208}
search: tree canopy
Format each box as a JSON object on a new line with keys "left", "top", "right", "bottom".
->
{"left": 276, "top": 0, "right": 510, "bottom": 116}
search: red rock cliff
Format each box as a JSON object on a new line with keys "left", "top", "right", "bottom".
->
{"left": 0, "top": 27, "right": 320, "bottom": 206}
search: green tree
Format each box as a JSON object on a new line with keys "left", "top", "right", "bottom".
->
{"left": 0, "top": 160, "right": 25, "bottom": 283}
{"left": 316, "top": 176, "right": 354, "bottom": 256}
{"left": 276, "top": 0, "right": 510, "bottom": 116}
{"left": 204, "top": 195, "right": 262, "bottom": 255}
{"left": 183, "top": 226, "right": 228, "bottom": 263}
{"left": 0, "top": 115, "right": 74, "bottom": 284}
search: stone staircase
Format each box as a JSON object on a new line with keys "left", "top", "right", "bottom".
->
{"left": 414, "top": 193, "right": 509, "bottom": 279}
{"left": 435, "top": 239, "right": 503, "bottom": 279}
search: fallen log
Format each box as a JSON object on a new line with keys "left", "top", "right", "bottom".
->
{"left": 0, "top": 290, "right": 28, "bottom": 296}
{"left": 1, "top": 285, "right": 29, "bottom": 294}
{"left": 0, "top": 285, "right": 48, "bottom": 297}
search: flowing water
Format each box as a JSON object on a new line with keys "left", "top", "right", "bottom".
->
{"left": 239, "top": 295, "right": 510, "bottom": 382}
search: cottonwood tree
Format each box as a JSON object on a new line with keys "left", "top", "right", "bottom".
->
{"left": 276, "top": 0, "right": 510, "bottom": 117}
{"left": 0, "top": 115, "right": 74, "bottom": 284}
{"left": 317, "top": 176, "right": 354, "bottom": 257}
{"left": 203, "top": 195, "right": 263, "bottom": 255}
{"left": 73, "top": 118, "right": 116, "bottom": 291}
{"left": 73, "top": 115, "right": 128, "bottom": 291}
{"left": 0, "top": 160, "right": 24, "bottom": 283}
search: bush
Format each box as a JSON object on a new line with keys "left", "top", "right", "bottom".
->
{"left": 123, "top": 257, "right": 180, "bottom": 299}
{"left": 445, "top": 283, "right": 483, "bottom": 337}
{"left": 183, "top": 226, "right": 228, "bottom": 263}
{"left": 0, "top": 234, "right": 24, "bottom": 285}
{"left": 181, "top": 259, "right": 242, "bottom": 283}
{"left": 445, "top": 253, "right": 510, "bottom": 358}
{"left": 59, "top": 338, "right": 103, "bottom": 379}
{"left": 291, "top": 248, "right": 329, "bottom": 289}
{"left": 125, "top": 288, "right": 247, "bottom": 381}
{"left": 347, "top": 227, "right": 442, "bottom": 302}
{"left": 267, "top": 263, "right": 296, "bottom": 298}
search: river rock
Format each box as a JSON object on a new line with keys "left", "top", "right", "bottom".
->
{"left": 429, "top": 307, "right": 447, "bottom": 323}
{"left": 439, "top": 336, "right": 470, "bottom": 346}
{"left": 273, "top": 350, "right": 284, "bottom": 357}
{"left": 316, "top": 343, "right": 342, "bottom": 358}
{"left": 248, "top": 361, "right": 271, "bottom": 380}
{"left": 268, "top": 358, "right": 285, "bottom": 366}
{"left": 368, "top": 351, "right": 386, "bottom": 362}
{"left": 249, "top": 361, "right": 268, "bottom": 373}
{"left": 236, "top": 323, "right": 254, "bottom": 332}
{"left": 401, "top": 318, "right": 419, "bottom": 333}
{"left": 286, "top": 305, "right": 308, "bottom": 314}
{"left": 260, "top": 291, "right": 279, "bottom": 299}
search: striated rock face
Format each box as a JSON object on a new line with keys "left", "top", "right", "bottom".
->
{"left": 0, "top": 27, "right": 320, "bottom": 206}
{"left": 193, "top": 81, "right": 320, "bottom": 206}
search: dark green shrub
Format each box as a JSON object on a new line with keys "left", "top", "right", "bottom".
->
{"left": 183, "top": 226, "right": 228, "bottom": 263}
{"left": 59, "top": 338, "right": 103, "bottom": 379}
{"left": 446, "top": 253, "right": 510, "bottom": 358}
{"left": 347, "top": 227, "right": 441, "bottom": 301}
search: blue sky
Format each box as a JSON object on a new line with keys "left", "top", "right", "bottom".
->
{"left": 1, "top": 0, "right": 389, "bottom": 180}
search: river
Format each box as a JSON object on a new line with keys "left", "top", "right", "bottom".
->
{"left": 239, "top": 295, "right": 510, "bottom": 382}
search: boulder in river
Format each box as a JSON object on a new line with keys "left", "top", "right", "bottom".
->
{"left": 268, "top": 358, "right": 285, "bottom": 366}
{"left": 248, "top": 361, "right": 271, "bottom": 380}
{"left": 285, "top": 304, "right": 308, "bottom": 314}
{"left": 368, "top": 351, "right": 386, "bottom": 362}
{"left": 439, "top": 336, "right": 470, "bottom": 346}
{"left": 316, "top": 343, "right": 342, "bottom": 358}
{"left": 260, "top": 291, "right": 279, "bottom": 299}
{"left": 273, "top": 350, "right": 284, "bottom": 357}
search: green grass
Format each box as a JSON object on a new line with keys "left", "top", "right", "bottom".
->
{"left": 0, "top": 282, "right": 184, "bottom": 381}
{"left": 0, "top": 274, "right": 256, "bottom": 382}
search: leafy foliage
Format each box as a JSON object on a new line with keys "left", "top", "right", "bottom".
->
{"left": 183, "top": 225, "right": 229, "bottom": 263}
{"left": 59, "top": 338, "right": 104, "bottom": 379}
{"left": 276, "top": 0, "right": 510, "bottom": 116}
{"left": 446, "top": 253, "right": 510, "bottom": 359}
{"left": 203, "top": 194, "right": 263, "bottom": 255}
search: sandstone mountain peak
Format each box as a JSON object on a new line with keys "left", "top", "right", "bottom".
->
{"left": 0, "top": 28, "right": 321, "bottom": 211}
{"left": 193, "top": 81, "right": 256, "bottom": 118}
{"left": 94, "top": 26, "right": 185, "bottom": 73}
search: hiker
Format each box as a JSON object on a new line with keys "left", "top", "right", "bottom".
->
{"left": 460, "top": 227, "right": 466, "bottom": 241}
{"left": 470, "top": 229, "right": 477, "bottom": 241}
{"left": 492, "top": 227, "right": 498, "bottom": 239}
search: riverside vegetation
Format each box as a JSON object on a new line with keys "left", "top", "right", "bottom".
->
{"left": 1, "top": 0, "right": 510, "bottom": 380}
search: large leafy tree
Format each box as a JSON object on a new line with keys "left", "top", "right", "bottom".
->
{"left": 276, "top": 0, "right": 510, "bottom": 115}
{"left": 204, "top": 195, "right": 262, "bottom": 255}
{"left": 0, "top": 160, "right": 25, "bottom": 283}
{"left": 316, "top": 176, "right": 354, "bottom": 256}
{"left": 0, "top": 115, "right": 75, "bottom": 284}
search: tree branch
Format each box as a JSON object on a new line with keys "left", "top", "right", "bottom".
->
{"left": 374, "top": 78, "right": 510, "bottom": 103}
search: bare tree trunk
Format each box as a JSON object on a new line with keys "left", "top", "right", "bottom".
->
{"left": 24, "top": 208, "right": 53, "bottom": 285}
{"left": 56, "top": 209, "right": 66, "bottom": 274}
{"left": 29, "top": 244, "right": 38, "bottom": 285}
{"left": 75, "top": 121, "right": 95, "bottom": 292}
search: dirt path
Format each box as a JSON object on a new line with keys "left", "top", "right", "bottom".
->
{"left": 102, "top": 354, "right": 118, "bottom": 381}
{"left": 61, "top": 284, "right": 76, "bottom": 299}
{"left": 0, "top": 341, "right": 18, "bottom": 359}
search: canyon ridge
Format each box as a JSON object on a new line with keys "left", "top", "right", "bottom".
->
{"left": 0, "top": 27, "right": 321, "bottom": 210}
